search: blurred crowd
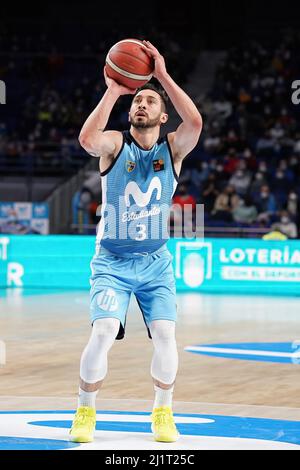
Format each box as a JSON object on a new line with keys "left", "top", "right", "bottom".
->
{"left": 175, "top": 30, "right": 300, "bottom": 238}
{"left": 1, "top": 23, "right": 300, "bottom": 238}
{"left": 0, "top": 25, "right": 192, "bottom": 174}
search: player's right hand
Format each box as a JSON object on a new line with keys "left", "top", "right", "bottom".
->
{"left": 104, "top": 67, "right": 137, "bottom": 95}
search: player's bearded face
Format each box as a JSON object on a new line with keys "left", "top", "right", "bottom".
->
{"left": 129, "top": 91, "right": 164, "bottom": 129}
{"left": 129, "top": 109, "right": 162, "bottom": 129}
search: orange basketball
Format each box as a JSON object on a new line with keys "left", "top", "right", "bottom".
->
{"left": 105, "top": 39, "right": 155, "bottom": 89}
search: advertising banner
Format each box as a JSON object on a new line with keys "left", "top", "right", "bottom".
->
{"left": 1, "top": 236, "right": 300, "bottom": 295}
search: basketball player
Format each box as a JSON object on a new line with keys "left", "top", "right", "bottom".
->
{"left": 69, "top": 40, "right": 202, "bottom": 443}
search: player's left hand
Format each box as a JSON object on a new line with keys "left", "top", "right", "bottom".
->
{"left": 142, "top": 40, "right": 167, "bottom": 81}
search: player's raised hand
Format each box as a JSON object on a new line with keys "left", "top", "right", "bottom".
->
{"left": 142, "top": 40, "right": 167, "bottom": 81}
{"left": 103, "top": 67, "right": 137, "bottom": 96}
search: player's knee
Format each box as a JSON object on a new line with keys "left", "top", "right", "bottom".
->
{"left": 150, "top": 320, "right": 176, "bottom": 342}
{"left": 93, "top": 317, "right": 120, "bottom": 339}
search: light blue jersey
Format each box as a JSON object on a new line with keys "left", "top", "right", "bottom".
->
{"left": 96, "top": 131, "right": 179, "bottom": 255}
{"left": 90, "top": 131, "right": 179, "bottom": 338}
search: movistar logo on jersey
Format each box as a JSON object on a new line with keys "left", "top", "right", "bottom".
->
{"left": 124, "top": 176, "right": 162, "bottom": 207}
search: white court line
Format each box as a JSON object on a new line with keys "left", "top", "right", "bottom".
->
{"left": 185, "top": 346, "right": 300, "bottom": 358}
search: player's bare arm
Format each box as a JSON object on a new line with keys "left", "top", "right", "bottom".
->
{"left": 78, "top": 69, "right": 137, "bottom": 159}
{"left": 142, "top": 40, "right": 203, "bottom": 166}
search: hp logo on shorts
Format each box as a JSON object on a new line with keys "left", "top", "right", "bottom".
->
{"left": 96, "top": 288, "right": 119, "bottom": 312}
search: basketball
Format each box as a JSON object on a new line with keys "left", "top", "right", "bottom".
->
{"left": 105, "top": 38, "right": 155, "bottom": 89}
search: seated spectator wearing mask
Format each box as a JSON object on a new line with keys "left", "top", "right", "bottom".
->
{"left": 271, "top": 211, "right": 298, "bottom": 239}
{"left": 284, "top": 190, "right": 299, "bottom": 225}
{"left": 271, "top": 168, "right": 289, "bottom": 208}
{"left": 249, "top": 171, "right": 268, "bottom": 196}
{"left": 229, "top": 168, "right": 252, "bottom": 196}
{"left": 211, "top": 185, "right": 240, "bottom": 222}
{"left": 254, "top": 184, "right": 277, "bottom": 223}
{"left": 232, "top": 195, "right": 258, "bottom": 225}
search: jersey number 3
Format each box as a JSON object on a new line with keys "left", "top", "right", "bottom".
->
{"left": 135, "top": 224, "right": 147, "bottom": 241}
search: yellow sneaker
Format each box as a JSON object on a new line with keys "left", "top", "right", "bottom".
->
{"left": 151, "top": 406, "right": 179, "bottom": 442}
{"left": 69, "top": 406, "right": 96, "bottom": 443}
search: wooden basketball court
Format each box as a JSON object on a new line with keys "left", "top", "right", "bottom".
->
{"left": 1, "top": 288, "right": 300, "bottom": 449}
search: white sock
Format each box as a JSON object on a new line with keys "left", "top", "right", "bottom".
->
{"left": 78, "top": 387, "right": 98, "bottom": 409}
{"left": 153, "top": 385, "right": 174, "bottom": 409}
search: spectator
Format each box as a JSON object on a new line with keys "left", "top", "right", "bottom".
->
{"left": 201, "top": 173, "right": 219, "bottom": 213}
{"left": 256, "top": 130, "right": 276, "bottom": 157}
{"left": 72, "top": 187, "right": 93, "bottom": 234}
{"left": 188, "top": 160, "right": 210, "bottom": 196}
{"left": 223, "top": 148, "right": 239, "bottom": 175}
{"left": 211, "top": 185, "right": 240, "bottom": 222}
{"left": 271, "top": 168, "right": 290, "bottom": 208}
{"left": 242, "top": 147, "right": 258, "bottom": 172}
{"left": 214, "top": 163, "right": 228, "bottom": 190}
{"left": 285, "top": 190, "right": 299, "bottom": 222}
{"left": 212, "top": 96, "right": 232, "bottom": 121}
{"left": 271, "top": 211, "right": 298, "bottom": 239}
{"left": 203, "top": 131, "right": 222, "bottom": 155}
{"left": 172, "top": 183, "right": 197, "bottom": 210}
{"left": 254, "top": 184, "right": 277, "bottom": 223}
{"left": 232, "top": 195, "right": 258, "bottom": 224}
{"left": 229, "top": 168, "right": 252, "bottom": 196}
{"left": 171, "top": 183, "right": 196, "bottom": 234}
{"left": 277, "top": 159, "right": 294, "bottom": 183}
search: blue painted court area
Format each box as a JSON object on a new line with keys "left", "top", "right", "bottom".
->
{"left": 0, "top": 436, "right": 79, "bottom": 450}
{"left": 31, "top": 413, "right": 300, "bottom": 445}
{"left": 185, "top": 342, "right": 300, "bottom": 364}
{"left": 1, "top": 410, "right": 300, "bottom": 449}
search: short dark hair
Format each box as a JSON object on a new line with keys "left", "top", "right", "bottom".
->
{"left": 134, "top": 82, "right": 169, "bottom": 112}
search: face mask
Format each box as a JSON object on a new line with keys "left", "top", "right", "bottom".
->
{"left": 276, "top": 172, "right": 284, "bottom": 179}
{"left": 261, "top": 192, "right": 269, "bottom": 198}
{"left": 289, "top": 193, "right": 297, "bottom": 200}
{"left": 281, "top": 216, "right": 289, "bottom": 224}
{"left": 255, "top": 173, "right": 263, "bottom": 180}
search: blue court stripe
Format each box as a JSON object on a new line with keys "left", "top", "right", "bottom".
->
{"left": 185, "top": 342, "right": 300, "bottom": 364}
{"left": 28, "top": 413, "right": 300, "bottom": 445}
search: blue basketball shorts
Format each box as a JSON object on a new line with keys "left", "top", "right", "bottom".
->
{"left": 89, "top": 244, "right": 177, "bottom": 339}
